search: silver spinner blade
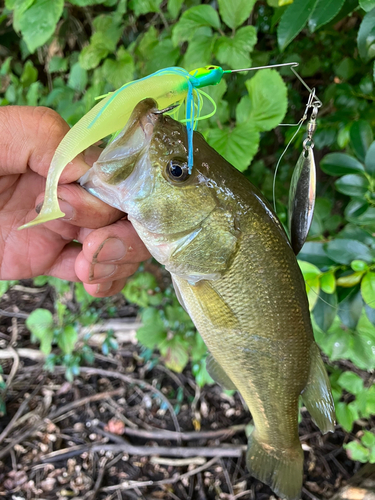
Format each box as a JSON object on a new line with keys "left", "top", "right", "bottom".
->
{"left": 288, "top": 147, "right": 316, "bottom": 255}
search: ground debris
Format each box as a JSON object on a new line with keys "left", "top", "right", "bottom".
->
{"left": 0, "top": 280, "right": 368, "bottom": 499}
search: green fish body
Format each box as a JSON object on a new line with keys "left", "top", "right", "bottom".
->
{"left": 80, "top": 98, "right": 335, "bottom": 500}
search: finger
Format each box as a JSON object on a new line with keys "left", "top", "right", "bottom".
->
{"left": 34, "top": 183, "right": 124, "bottom": 229}
{"left": 80, "top": 219, "right": 151, "bottom": 265}
{"left": 46, "top": 242, "right": 81, "bottom": 282}
{"left": 84, "top": 278, "right": 127, "bottom": 298}
{"left": 75, "top": 249, "right": 140, "bottom": 284}
{"left": 0, "top": 106, "right": 98, "bottom": 183}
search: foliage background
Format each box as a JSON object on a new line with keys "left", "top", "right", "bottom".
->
{"left": 1, "top": 0, "right": 375, "bottom": 465}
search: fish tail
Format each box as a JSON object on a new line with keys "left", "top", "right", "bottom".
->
{"left": 246, "top": 431, "right": 303, "bottom": 500}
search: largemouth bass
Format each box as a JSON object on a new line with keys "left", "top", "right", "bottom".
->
{"left": 79, "top": 98, "right": 335, "bottom": 500}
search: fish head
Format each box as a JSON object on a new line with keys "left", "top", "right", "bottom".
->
{"left": 80, "top": 97, "right": 219, "bottom": 236}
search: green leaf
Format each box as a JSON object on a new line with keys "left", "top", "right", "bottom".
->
{"left": 79, "top": 44, "right": 108, "bottom": 71}
{"left": 26, "top": 308, "right": 54, "bottom": 355}
{"left": 360, "top": 0, "right": 375, "bottom": 12}
{"left": 137, "top": 309, "right": 167, "bottom": 349}
{"left": 183, "top": 29, "right": 216, "bottom": 70}
{"left": 278, "top": 0, "right": 318, "bottom": 51}
{"left": 336, "top": 401, "right": 357, "bottom": 432}
{"left": 68, "top": 0, "right": 107, "bottom": 5}
{"left": 358, "top": 7, "right": 375, "bottom": 62}
{"left": 67, "top": 62, "right": 87, "bottom": 93}
{"left": 218, "top": 0, "right": 256, "bottom": 30}
{"left": 320, "top": 153, "right": 365, "bottom": 176}
{"left": 48, "top": 56, "right": 68, "bottom": 73}
{"left": 352, "top": 260, "right": 369, "bottom": 272}
{"left": 13, "top": 0, "right": 64, "bottom": 53}
{"left": 215, "top": 26, "right": 257, "bottom": 70}
{"left": 320, "top": 271, "right": 336, "bottom": 294}
{"left": 206, "top": 123, "right": 260, "bottom": 172}
{"left": 245, "top": 69, "right": 288, "bottom": 132}
{"left": 324, "top": 239, "right": 373, "bottom": 265}
{"left": 167, "top": 0, "right": 183, "bottom": 19}
{"left": 361, "top": 272, "right": 375, "bottom": 308}
{"left": 335, "top": 174, "right": 370, "bottom": 197}
{"left": 313, "top": 290, "right": 337, "bottom": 331}
{"left": 350, "top": 120, "right": 374, "bottom": 163}
{"left": 160, "top": 336, "right": 189, "bottom": 373}
{"left": 129, "top": 0, "right": 162, "bottom": 16}
{"left": 338, "top": 290, "right": 363, "bottom": 330}
{"left": 338, "top": 371, "right": 364, "bottom": 395}
{"left": 79, "top": 14, "right": 123, "bottom": 70}
{"left": 20, "top": 60, "right": 37, "bottom": 87}
{"left": 0, "top": 280, "right": 17, "bottom": 298}
{"left": 308, "top": 0, "right": 345, "bottom": 32}
{"left": 362, "top": 430, "right": 375, "bottom": 447}
{"left": 58, "top": 325, "right": 78, "bottom": 355}
{"left": 144, "top": 38, "right": 180, "bottom": 74}
{"left": 364, "top": 141, "right": 375, "bottom": 175}
{"left": 172, "top": 5, "right": 221, "bottom": 45}
{"left": 298, "top": 242, "right": 335, "bottom": 268}
{"left": 345, "top": 441, "right": 370, "bottom": 462}
{"left": 298, "top": 260, "right": 321, "bottom": 310}
{"left": 336, "top": 271, "right": 365, "bottom": 288}
{"left": 102, "top": 48, "right": 134, "bottom": 88}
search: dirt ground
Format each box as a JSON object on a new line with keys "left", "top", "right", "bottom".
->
{"left": 0, "top": 280, "right": 370, "bottom": 500}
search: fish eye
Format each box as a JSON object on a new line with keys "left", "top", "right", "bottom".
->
{"left": 166, "top": 159, "right": 190, "bottom": 182}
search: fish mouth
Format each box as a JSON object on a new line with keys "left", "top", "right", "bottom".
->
{"left": 138, "top": 99, "right": 179, "bottom": 139}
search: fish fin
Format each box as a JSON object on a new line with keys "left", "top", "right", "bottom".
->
{"left": 169, "top": 207, "right": 239, "bottom": 279}
{"left": 301, "top": 343, "right": 336, "bottom": 433}
{"left": 206, "top": 353, "right": 237, "bottom": 391}
{"left": 171, "top": 276, "right": 188, "bottom": 313}
{"left": 246, "top": 431, "right": 303, "bottom": 500}
{"left": 190, "top": 280, "right": 240, "bottom": 329}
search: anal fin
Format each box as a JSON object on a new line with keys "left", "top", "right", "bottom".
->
{"left": 301, "top": 342, "right": 336, "bottom": 433}
{"left": 206, "top": 353, "right": 237, "bottom": 391}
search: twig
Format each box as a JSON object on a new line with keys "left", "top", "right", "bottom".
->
{"left": 302, "top": 487, "right": 320, "bottom": 500}
{"left": 0, "top": 348, "right": 44, "bottom": 360}
{"left": 123, "top": 424, "right": 246, "bottom": 442}
{"left": 2, "top": 346, "right": 20, "bottom": 391}
{"left": 41, "top": 443, "right": 245, "bottom": 463}
{"left": 101, "top": 456, "right": 221, "bottom": 492}
{"left": 0, "top": 309, "right": 29, "bottom": 319}
{"left": 150, "top": 456, "right": 206, "bottom": 466}
{"left": 84, "top": 457, "right": 108, "bottom": 500}
{"left": 49, "top": 387, "right": 125, "bottom": 421}
{"left": 0, "top": 383, "right": 43, "bottom": 444}
{"left": 0, "top": 388, "right": 124, "bottom": 460}
{"left": 12, "top": 285, "right": 46, "bottom": 294}
{"left": 75, "top": 367, "right": 181, "bottom": 433}
{"left": 221, "top": 458, "right": 235, "bottom": 498}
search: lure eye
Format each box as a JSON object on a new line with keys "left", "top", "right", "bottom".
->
{"left": 166, "top": 159, "right": 190, "bottom": 182}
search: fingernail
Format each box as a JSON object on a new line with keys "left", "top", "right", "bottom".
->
{"left": 96, "top": 281, "right": 113, "bottom": 293}
{"left": 59, "top": 200, "right": 76, "bottom": 221}
{"left": 97, "top": 238, "right": 127, "bottom": 262}
{"left": 93, "top": 263, "right": 116, "bottom": 279}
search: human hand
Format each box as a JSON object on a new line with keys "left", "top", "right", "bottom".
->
{"left": 0, "top": 106, "right": 150, "bottom": 296}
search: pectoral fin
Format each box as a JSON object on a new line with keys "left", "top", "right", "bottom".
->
{"left": 301, "top": 343, "right": 336, "bottom": 433}
{"left": 206, "top": 353, "right": 237, "bottom": 391}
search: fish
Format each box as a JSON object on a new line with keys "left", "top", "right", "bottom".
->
{"left": 79, "top": 98, "right": 335, "bottom": 500}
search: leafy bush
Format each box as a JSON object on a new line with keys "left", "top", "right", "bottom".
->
{"left": 1, "top": 0, "right": 375, "bottom": 464}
